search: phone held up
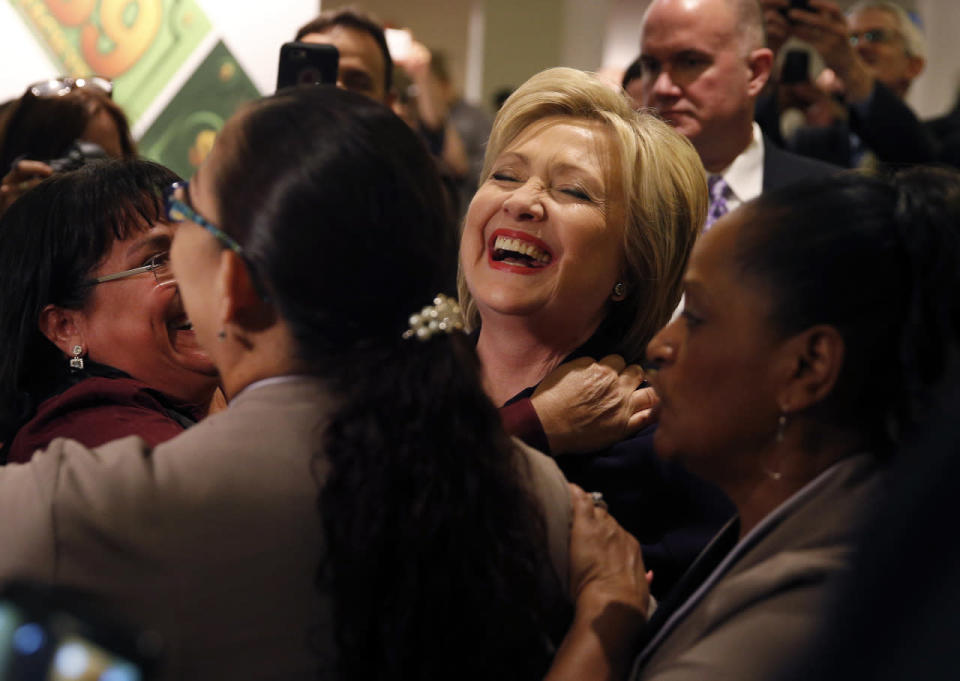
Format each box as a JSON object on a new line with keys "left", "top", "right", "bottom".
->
{"left": 276, "top": 42, "right": 339, "bottom": 93}
{"left": 781, "top": 49, "right": 811, "bottom": 84}
{"left": 384, "top": 28, "right": 412, "bottom": 62}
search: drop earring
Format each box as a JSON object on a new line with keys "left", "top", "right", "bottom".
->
{"left": 612, "top": 281, "right": 626, "bottom": 301}
{"left": 775, "top": 413, "right": 787, "bottom": 443}
{"left": 764, "top": 413, "right": 788, "bottom": 481}
{"left": 69, "top": 344, "right": 84, "bottom": 371}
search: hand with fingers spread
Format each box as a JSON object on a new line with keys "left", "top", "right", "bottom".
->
{"left": 0, "top": 160, "right": 53, "bottom": 216}
{"left": 546, "top": 484, "right": 649, "bottom": 681}
{"left": 531, "top": 354, "right": 659, "bottom": 455}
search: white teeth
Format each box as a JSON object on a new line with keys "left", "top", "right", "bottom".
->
{"left": 493, "top": 235, "right": 551, "bottom": 263}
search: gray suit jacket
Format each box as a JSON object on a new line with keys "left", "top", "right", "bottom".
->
{"left": 0, "top": 377, "right": 571, "bottom": 680}
{"left": 632, "top": 453, "right": 882, "bottom": 680}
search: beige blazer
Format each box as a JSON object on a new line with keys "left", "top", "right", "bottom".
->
{"left": 633, "top": 453, "right": 882, "bottom": 681}
{"left": 0, "top": 377, "right": 571, "bottom": 680}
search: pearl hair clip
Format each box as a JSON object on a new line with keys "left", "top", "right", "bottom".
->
{"left": 403, "top": 294, "right": 465, "bottom": 341}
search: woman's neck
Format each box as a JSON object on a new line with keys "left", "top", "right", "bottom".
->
{"left": 732, "top": 425, "right": 864, "bottom": 538}
{"left": 475, "top": 314, "right": 599, "bottom": 406}
{"left": 217, "top": 322, "right": 304, "bottom": 402}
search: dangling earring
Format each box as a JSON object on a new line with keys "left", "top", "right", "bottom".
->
{"left": 765, "top": 413, "right": 788, "bottom": 481}
{"left": 612, "top": 281, "right": 626, "bottom": 301}
{"left": 775, "top": 413, "right": 787, "bottom": 443}
{"left": 69, "top": 344, "right": 84, "bottom": 371}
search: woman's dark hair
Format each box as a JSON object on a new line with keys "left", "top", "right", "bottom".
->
{"left": 736, "top": 167, "right": 960, "bottom": 450}
{"left": 0, "top": 159, "right": 180, "bottom": 444}
{"left": 0, "top": 86, "right": 135, "bottom": 173}
{"left": 214, "top": 86, "right": 557, "bottom": 679}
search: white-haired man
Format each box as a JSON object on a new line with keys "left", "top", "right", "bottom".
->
{"left": 778, "top": 0, "right": 937, "bottom": 167}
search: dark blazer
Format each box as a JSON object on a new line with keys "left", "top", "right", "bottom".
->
{"left": 788, "top": 81, "right": 938, "bottom": 168}
{"left": 763, "top": 134, "right": 840, "bottom": 190}
{"left": 925, "top": 98, "right": 960, "bottom": 168}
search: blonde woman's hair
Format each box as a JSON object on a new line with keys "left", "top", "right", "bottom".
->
{"left": 458, "top": 67, "right": 707, "bottom": 361}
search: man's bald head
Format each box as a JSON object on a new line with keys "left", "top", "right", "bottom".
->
{"left": 638, "top": 0, "right": 774, "bottom": 171}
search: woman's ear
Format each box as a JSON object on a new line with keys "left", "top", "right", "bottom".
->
{"left": 37, "top": 304, "right": 85, "bottom": 356}
{"left": 776, "top": 325, "right": 845, "bottom": 412}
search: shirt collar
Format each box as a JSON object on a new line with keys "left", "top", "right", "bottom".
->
{"left": 231, "top": 374, "right": 313, "bottom": 402}
{"left": 709, "top": 122, "right": 765, "bottom": 205}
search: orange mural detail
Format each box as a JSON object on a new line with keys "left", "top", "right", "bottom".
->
{"left": 79, "top": 0, "right": 162, "bottom": 77}
{"left": 44, "top": 0, "right": 96, "bottom": 26}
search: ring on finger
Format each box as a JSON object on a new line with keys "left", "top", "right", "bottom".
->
{"left": 590, "top": 491, "right": 608, "bottom": 510}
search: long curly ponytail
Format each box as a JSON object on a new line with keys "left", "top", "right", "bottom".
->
{"left": 211, "top": 86, "right": 563, "bottom": 679}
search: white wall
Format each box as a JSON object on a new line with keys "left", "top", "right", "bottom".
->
{"left": 0, "top": 2, "right": 58, "bottom": 103}
{"left": 602, "top": 0, "right": 649, "bottom": 72}
{"left": 910, "top": 0, "right": 960, "bottom": 118}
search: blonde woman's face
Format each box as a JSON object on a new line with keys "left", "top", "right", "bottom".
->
{"left": 460, "top": 117, "right": 625, "bottom": 341}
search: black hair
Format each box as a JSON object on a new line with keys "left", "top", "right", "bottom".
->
{"left": 736, "top": 167, "right": 960, "bottom": 451}
{"left": 294, "top": 7, "right": 394, "bottom": 94}
{"left": 0, "top": 87, "right": 135, "bottom": 173}
{"left": 214, "top": 85, "right": 557, "bottom": 679}
{"left": 0, "top": 159, "right": 180, "bottom": 444}
{"left": 622, "top": 55, "right": 643, "bottom": 88}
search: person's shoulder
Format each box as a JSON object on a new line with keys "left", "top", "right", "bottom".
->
{"left": 511, "top": 437, "right": 568, "bottom": 502}
{"left": 145, "top": 377, "right": 335, "bottom": 488}
{"left": 762, "top": 136, "right": 841, "bottom": 190}
{"left": 6, "top": 377, "right": 184, "bottom": 463}
{"left": 511, "top": 437, "right": 571, "bottom": 594}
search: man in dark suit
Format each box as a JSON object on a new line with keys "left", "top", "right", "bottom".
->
{"left": 638, "top": 0, "right": 836, "bottom": 229}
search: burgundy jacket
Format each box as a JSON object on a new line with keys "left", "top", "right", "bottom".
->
{"left": 5, "top": 376, "right": 200, "bottom": 464}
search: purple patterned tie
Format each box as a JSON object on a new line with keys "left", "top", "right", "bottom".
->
{"left": 705, "top": 175, "right": 729, "bottom": 231}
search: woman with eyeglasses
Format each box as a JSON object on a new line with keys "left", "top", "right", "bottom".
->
{"left": 0, "top": 86, "right": 571, "bottom": 680}
{"left": 0, "top": 159, "right": 220, "bottom": 463}
{"left": 0, "top": 76, "right": 134, "bottom": 215}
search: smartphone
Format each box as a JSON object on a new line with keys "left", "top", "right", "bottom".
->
{"left": 781, "top": 49, "right": 810, "bottom": 84}
{"left": 0, "top": 581, "right": 159, "bottom": 681}
{"left": 384, "top": 28, "right": 412, "bottom": 62}
{"left": 276, "top": 42, "right": 339, "bottom": 92}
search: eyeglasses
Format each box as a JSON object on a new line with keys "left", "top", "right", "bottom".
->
{"left": 163, "top": 181, "right": 269, "bottom": 300}
{"left": 93, "top": 252, "right": 174, "bottom": 287}
{"left": 849, "top": 29, "right": 900, "bottom": 47}
{"left": 29, "top": 76, "right": 113, "bottom": 98}
{"left": 164, "top": 181, "right": 244, "bottom": 254}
